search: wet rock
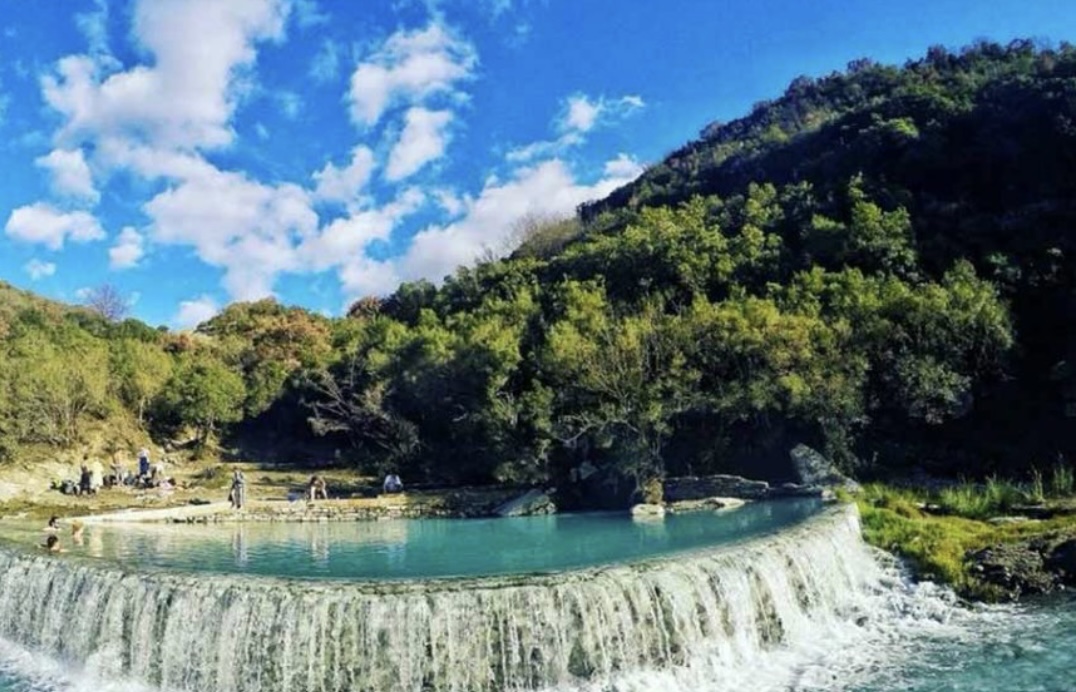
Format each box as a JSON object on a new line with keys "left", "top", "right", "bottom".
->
{"left": 665, "top": 496, "right": 746, "bottom": 513}
{"left": 494, "top": 489, "right": 556, "bottom": 517}
{"left": 630, "top": 503, "right": 666, "bottom": 518}
{"left": 967, "top": 543, "right": 1061, "bottom": 599}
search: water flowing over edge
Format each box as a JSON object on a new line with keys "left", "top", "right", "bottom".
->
{"left": 0, "top": 505, "right": 988, "bottom": 692}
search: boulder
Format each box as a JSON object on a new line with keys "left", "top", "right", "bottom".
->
{"left": 493, "top": 489, "right": 556, "bottom": 517}
{"left": 630, "top": 503, "right": 666, "bottom": 518}
{"left": 1047, "top": 539, "right": 1076, "bottom": 583}
{"left": 665, "top": 496, "right": 746, "bottom": 514}
{"left": 664, "top": 475, "right": 771, "bottom": 502}
{"left": 968, "top": 542, "right": 1060, "bottom": 598}
{"left": 789, "top": 444, "right": 860, "bottom": 492}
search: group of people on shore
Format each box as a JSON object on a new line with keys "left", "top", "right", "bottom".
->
{"left": 55, "top": 448, "right": 175, "bottom": 496}
{"left": 227, "top": 471, "right": 404, "bottom": 510}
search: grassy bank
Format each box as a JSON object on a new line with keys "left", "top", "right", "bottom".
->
{"left": 855, "top": 471, "right": 1076, "bottom": 600}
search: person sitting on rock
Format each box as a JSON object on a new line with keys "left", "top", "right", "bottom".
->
{"left": 383, "top": 472, "right": 403, "bottom": 494}
{"left": 307, "top": 475, "right": 328, "bottom": 501}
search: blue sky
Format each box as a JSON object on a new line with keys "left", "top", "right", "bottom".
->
{"left": 2, "top": 0, "right": 1075, "bottom": 328}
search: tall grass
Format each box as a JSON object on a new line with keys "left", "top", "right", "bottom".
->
{"left": 935, "top": 476, "right": 1025, "bottom": 520}
{"left": 1050, "top": 460, "right": 1074, "bottom": 497}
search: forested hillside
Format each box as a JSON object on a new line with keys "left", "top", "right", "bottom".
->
{"left": 2, "top": 41, "right": 1073, "bottom": 504}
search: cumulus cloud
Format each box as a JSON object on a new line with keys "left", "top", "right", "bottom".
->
{"left": 172, "top": 295, "right": 219, "bottom": 329}
{"left": 603, "top": 152, "right": 644, "bottom": 179}
{"left": 341, "top": 156, "right": 643, "bottom": 297}
{"left": 144, "top": 163, "right": 318, "bottom": 300}
{"left": 109, "top": 226, "right": 144, "bottom": 269}
{"left": 348, "top": 23, "right": 476, "bottom": 126}
{"left": 385, "top": 107, "right": 452, "bottom": 181}
{"left": 312, "top": 145, "right": 376, "bottom": 204}
{"left": 24, "top": 259, "right": 57, "bottom": 280}
{"left": 300, "top": 187, "right": 426, "bottom": 274}
{"left": 42, "top": 0, "right": 289, "bottom": 152}
{"left": 5, "top": 203, "right": 105, "bottom": 250}
{"left": 35, "top": 148, "right": 98, "bottom": 203}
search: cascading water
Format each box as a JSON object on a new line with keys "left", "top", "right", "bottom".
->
{"left": 0, "top": 505, "right": 887, "bottom": 692}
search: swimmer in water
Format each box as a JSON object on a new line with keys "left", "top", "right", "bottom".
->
{"left": 42, "top": 534, "right": 61, "bottom": 552}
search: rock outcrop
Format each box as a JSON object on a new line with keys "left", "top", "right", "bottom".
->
{"left": 664, "top": 474, "right": 823, "bottom": 503}
{"left": 968, "top": 531, "right": 1076, "bottom": 600}
{"left": 665, "top": 496, "right": 746, "bottom": 513}
{"left": 493, "top": 489, "right": 556, "bottom": 517}
{"left": 789, "top": 444, "right": 860, "bottom": 492}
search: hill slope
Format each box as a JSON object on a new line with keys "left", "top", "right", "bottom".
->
{"left": 1, "top": 41, "right": 1073, "bottom": 504}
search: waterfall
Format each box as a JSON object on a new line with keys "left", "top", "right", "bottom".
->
{"left": 0, "top": 505, "right": 885, "bottom": 692}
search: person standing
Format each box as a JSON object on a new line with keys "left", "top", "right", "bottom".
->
{"left": 229, "top": 469, "right": 247, "bottom": 510}
{"left": 137, "top": 448, "right": 151, "bottom": 481}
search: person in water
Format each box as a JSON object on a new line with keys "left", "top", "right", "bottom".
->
{"left": 229, "top": 469, "right": 247, "bottom": 510}
{"left": 42, "top": 534, "right": 61, "bottom": 552}
{"left": 71, "top": 520, "right": 85, "bottom": 545}
{"left": 45, "top": 515, "right": 59, "bottom": 531}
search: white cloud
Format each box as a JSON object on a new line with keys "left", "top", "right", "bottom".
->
{"left": 508, "top": 93, "right": 646, "bottom": 163}
{"left": 24, "top": 259, "right": 57, "bottom": 280}
{"left": 347, "top": 156, "right": 643, "bottom": 295}
{"left": 109, "top": 226, "right": 145, "bottom": 269}
{"left": 300, "top": 188, "right": 425, "bottom": 273}
{"left": 348, "top": 23, "right": 476, "bottom": 126}
{"left": 312, "top": 145, "right": 376, "bottom": 204}
{"left": 35, "top": 148, "right": 99, "bottom": 203}
{"left": 562, "top": 95, "right": 601, "bottom": 133}
{"left": 5, "top": 203, "right": 105, "bottom": 250}
{"left": 309, "top": 38, "right": 342, "bottom": 83}
{"left": 144, "top": 164, "right": 318, "bottom": 300}
{"left": 42, "top": 0, "right": 289, "bottom": 152}
{"left": 603, "top": 153, "right": 644, "bottom": 179}
{"left": 505, "top": 132, "right": 581, "bottom": 163}
{"left": 385, "top": 107, "right": 452, "bottom": 181}
{"left": 558, "top": 93, "right": 645, "bottom": 134}
{"left": 172, "top": 295, "right": 219, "bottom": 329}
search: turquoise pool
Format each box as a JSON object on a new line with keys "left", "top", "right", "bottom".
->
{"left": 0, "top": 498, "right": 821, "bottom": 580}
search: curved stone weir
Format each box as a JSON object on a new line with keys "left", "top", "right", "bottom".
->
{"left": 0, "top": 505, "right": 873, "bottom": 692}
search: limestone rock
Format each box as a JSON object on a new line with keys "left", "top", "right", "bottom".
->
{"left": 494, "top": 489, "right": 556, "bottom": 517}
{"left": 789, "top": 444, "right": 861, "bottom": 492}
{"left": 664, "top": 475, "right": 772, "bottom": 502}
{"left": 630, "top": 503, "right": 666, "bottom": 518}
{"left": 665, "top": 496, "right": 746, "bottom": 514}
